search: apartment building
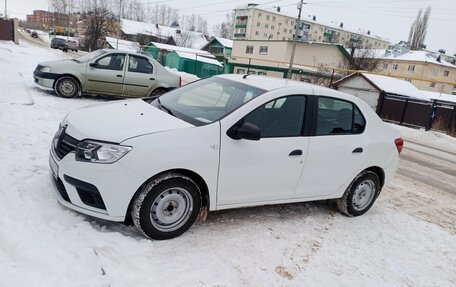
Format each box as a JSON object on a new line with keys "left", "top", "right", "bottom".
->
{"left": 26, "top": 10, "right": 77, "bottom": 27}
{"left": 379, "top": 51, "right": 456, "bottom": 95}
{"left": 228, "top": 40, "right": 351, "bottom": 80}
{"left": 234, "top": 5, "right": 389, "bottom": 49}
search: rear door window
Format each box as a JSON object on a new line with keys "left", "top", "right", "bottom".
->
{"left": 316, "top": 97, "right": 365, "bottom": 135}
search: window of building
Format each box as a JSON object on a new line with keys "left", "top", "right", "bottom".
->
{"left": 284, "top": 28, "right": 287, "bottom": 32}
{"left": 271, "top": 25, "right": 274, "bottom": 30}
{"left": 248, "top": 70, "right": 256, "bottom": 75}
{"left": 430, "top": 82, "right": 436, "bottom": 88}
{"left": 264, "top": 33, "right": 268, "bottom": 37}
{"left": 258, "top": 13, "right": 262, "bottom": 17}
{"left": 291, "top": 20, "right": 294, "bottom": 25}
{"left": 242, "top": 96, "right": 307, "bottom": 138}
{"left": 266, "top": 15, "right": 270, "bottom": 21}
{"left": 246, "top": 45, "right": 254, "bottom": 54}
{"left": 265, "top": 24, "right": 269, "bottom": 28}
{"left": 393, "top": 64, "right": 398, "bottom": 70}
{"left": 405, "top": 78, "right": 412, "bottom": 82}
{"left": 433, "top": 68, "right": 439, "bottom": 75}
{"left": 444, "top": 70, "right": 450, "bottom": 77}
{"left": 257, "top": 22, "right": 260, "bottom": 27}
{"left": 282, "top": 36, "right": 286, "bottom": 40}
{"left": 289, "top": 29, "right": 293, "bottom": 33}
{"left": 383, "top": 63, "right": 388, "bottom": 70}
{"left": 408, "top": 64, "right": 415, "bottom": 72}
{"left": 316, "top": 97, "right": 365, "bottom": 135}
{"left": 259, "top": 46, "right": 268, "bottom": 55}
{"left": 272, "top": 16, "right": 276, "bottom": 21}
{"left": 255, "top": 31, "right": 259, "bottom": 36}
{"left": 257, "top": 72, "right": 267, "bottom": 76}
{"left": 236, "top": 68, "right": 246, "bottom": 74}
{"left": 439, "top": 84, "right": 445, "bottom": 91}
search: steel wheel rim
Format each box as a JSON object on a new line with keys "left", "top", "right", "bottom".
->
{"left": 150, "top": 187, "right": 193, "bottom": 232}
{"left": 352, "top": 179, "right": 375, "bottom": 211}
{"left": 60, "top": 80, "right": 76, "bottom": 96}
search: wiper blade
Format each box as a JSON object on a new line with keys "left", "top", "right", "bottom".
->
{"left": 156, "top": 98, "right": 174, "bottom": 116}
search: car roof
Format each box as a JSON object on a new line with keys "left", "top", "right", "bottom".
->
{"left": 101, "top": 49, "right": 148, "bottom": 58}
{"left": 216, "top": 74, "right": 364, "bottom": 103}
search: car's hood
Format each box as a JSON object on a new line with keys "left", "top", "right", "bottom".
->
{"left": 63, "top": 99, "right": 193, "bottom": 143}
{"left": 39, "top": 59, "right": 77, "bottom": 68}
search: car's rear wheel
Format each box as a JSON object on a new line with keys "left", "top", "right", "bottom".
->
{"left": 150, "top": 88, "right": 166, "bottom": 98}
{"left": 131, "top": 173, "right": 201, "bottom": 240}
{"left": 54, "top": 76, "right": 80, "bottom": 98}
{"left": 337, "top": 170, "right": 380, "bottom": 217}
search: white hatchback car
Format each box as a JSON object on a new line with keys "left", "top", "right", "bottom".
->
{"left": 49, "top": 74, "right": 402, "bottom": 240}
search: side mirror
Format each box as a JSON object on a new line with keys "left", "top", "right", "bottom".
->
{"left": 89, "top": 62, "right": 98, "bottom": 68}
{"left": 227, "top": 122, "right": 261, "bottom": 141}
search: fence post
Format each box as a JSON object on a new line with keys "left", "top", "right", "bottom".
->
{"left": 448, "top": 105, "right": 456, "bottom": 132}
{"left": 328, "top": 69, "right": 335, "bottom": 88}
{"left": 376, "top": 91, "right": 385, "bottom": 116}
{"left": 425, "top": 99, "right": 437, "bottom": 131}
{"left": 247, "top": 57, "right": 251, "bottom": 74}
{"left": 194, "top": 53, "right": 198, "bottom": 77}
{"left": 399, "top": 98, "right": 409, "bottom": 125}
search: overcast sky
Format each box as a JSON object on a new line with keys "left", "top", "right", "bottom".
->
{"left": 6, "top": 0, "right": 456, "bottom": 55}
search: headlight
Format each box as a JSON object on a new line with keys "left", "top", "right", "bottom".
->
{"left": 40, "top": 66, "right": 51, "bottom": 73}
{"left": 75, "top": 140, "right": 132, "bottom": 163}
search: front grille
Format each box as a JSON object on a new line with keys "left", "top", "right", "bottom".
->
{"left": 55, "top": 131, "right": 79, "bottom": 160}
{"left": 55, "top": 177, "right": 71, "bottom": 203}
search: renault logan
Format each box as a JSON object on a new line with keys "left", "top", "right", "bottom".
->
{"left": 34, "top": 49, "right": 180, "bottom": 98}
{"left": 49, "top": 74, "right": 402, "bottom": 240}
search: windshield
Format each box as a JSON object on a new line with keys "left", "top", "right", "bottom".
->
{"left": 154, "top": 77, "right": 265, "bottom": 125}
{"left": 75, "top": 50, "right": 106, "bottom": 63}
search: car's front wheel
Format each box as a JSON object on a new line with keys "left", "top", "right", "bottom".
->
{"left": 54, "top": 76, "right": 80, "bottom": 98}
{"left": 337, "top": 170, "right": 381, "bottom": 217}
{"left": 131, "top": 173, "right": 201, "bottom": 240}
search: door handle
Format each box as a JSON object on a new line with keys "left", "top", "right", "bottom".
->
{"left": 149, "top": 77, "right": 155, "bottom": 81}
{"left": 116, "top": 75, "right": 122, "bottom": 78}
{"left": 289, "top": 149, "right": 303, "bottom": 156}
{"left": 352, "top": 147, "right": 363, "bottom": 153}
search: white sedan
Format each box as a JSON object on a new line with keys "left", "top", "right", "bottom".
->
{"left": 49, "top": 74, "right": 402, "bottom": 240}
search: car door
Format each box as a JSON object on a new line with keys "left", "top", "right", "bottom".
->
{"left": 122, "top": 54, "right": 157, "bottom": 97}
{"left": 217, "top": 95, "right": 310, "bottom": 207}
{"left": 295, "top": 96, "right": 368, "bottom": 198}
{"left": 85, "top": 53, "right": 126, "bottom": 96}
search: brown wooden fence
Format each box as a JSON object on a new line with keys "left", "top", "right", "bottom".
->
{"left": 376, "top": 92, "right": 456, "bottom": 134}
{"left": 0, "top": 19, "right": 14, "bottom": 42}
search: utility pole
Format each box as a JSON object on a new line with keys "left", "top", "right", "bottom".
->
{"left": 4, "top": 0, "right": 7, "bottom": 18}
{"left": 116, "top": 0, "right": 122, "bottom": 49}
{"left": 287, "top": 0, "right": 305, "bottom": 79}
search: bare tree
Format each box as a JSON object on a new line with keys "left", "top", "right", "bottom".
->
{"left": 196, "top": 16, "right": 208, "bottom": 35}
{"left": 212, "top": 12, "right": 234, "bottom": 39}
{"left": 174, "top": 31, "right": 195, "bottom": 48}
{"left": 80, "top": 7, "right": 117, "bottom": 51}
{"left": 409, "top": 6, "right": 431, "bottom": 50}
{"left": 186, "top": 14, "right": 196, "bottom": 31}
{"left": 345, "top": 47, "right": 383, "bottom": 72}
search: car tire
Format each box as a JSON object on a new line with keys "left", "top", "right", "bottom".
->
{"left": 150, "top": 88, "right": 167, "bottom": 98}
{"left": 131, "top": 173, "right": 201, "bottom": 240}
{"left": 336, "top": 170, "right": 380, "bottom": 217}
{"left": 54, "top": 76, "right": 80, "bottom": 99}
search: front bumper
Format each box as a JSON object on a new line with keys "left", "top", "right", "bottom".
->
{"left": 33, "top": 68, "right": 60, "bottom": 89}
{"left": 49, "top": 148, "right": 146, "bottom": 222}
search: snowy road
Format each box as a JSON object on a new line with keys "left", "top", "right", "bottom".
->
{"left": 399, "top": 139, "right": 456, "bottom": 195}
{"left": 1, "top": 40, "right": 455, "bottom": 287}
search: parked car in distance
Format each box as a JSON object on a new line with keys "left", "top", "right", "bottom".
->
{"left": 66, "top": 40, "right": 79, "bottom": 52}
{"left": 50, "top": 37, "right": 67, "bottom": 51}
{"left": 49, "top": 74, "right": 402, "bottom": 240}
{"left": 31, "top": 31, "right": 38, "bottom": 38}
{"left": 26, "top": 29, "right": 31, "bottom": 33}
{"left": 34, "top": 49, "right": 181, "bottom": 98}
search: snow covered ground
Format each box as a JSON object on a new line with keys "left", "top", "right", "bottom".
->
{"left": 1, "top": 40, "right": 455, "bottom": 287}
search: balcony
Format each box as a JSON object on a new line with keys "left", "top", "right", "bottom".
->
{"left": 234, "top": 33, "right": 246, "bottom": 38}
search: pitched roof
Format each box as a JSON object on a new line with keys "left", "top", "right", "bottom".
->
{"left": 121, "top": 19, "right": 208, "bottom": 49}
{"left": 333, "top": 72, "right": 422, "bottom": 98}
{"left": 213, "top": 37, "right": 233, "bottom": 48}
